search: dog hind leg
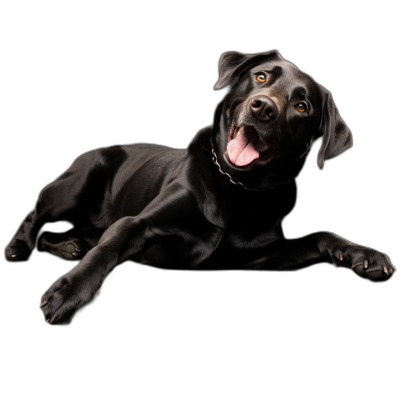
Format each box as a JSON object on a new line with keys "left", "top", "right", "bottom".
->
{"left": 5, "top": 151, "right": 102, "bottom": 262}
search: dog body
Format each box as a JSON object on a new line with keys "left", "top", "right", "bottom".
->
{"left": 6, "top": 51, "right": 395, "bottom": 323}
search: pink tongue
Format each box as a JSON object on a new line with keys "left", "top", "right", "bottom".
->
{"left": 226, "top": 127, "right": 263, "bottom": 166}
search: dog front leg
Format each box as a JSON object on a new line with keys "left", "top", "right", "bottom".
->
{"left": 248, "top": 232, "right": 395, "bottom": 281}
{"left": 40, "top": 216, "right": 153, "bottom": 324}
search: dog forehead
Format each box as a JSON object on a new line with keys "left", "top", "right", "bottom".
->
{"left": 249, "top": 58, "right": 296, "bottom": 73}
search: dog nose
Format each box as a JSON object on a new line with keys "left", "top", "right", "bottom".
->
{"left": 250, "top": 96, "right": 278, "bottom": 121}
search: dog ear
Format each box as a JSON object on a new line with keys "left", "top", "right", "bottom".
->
{"left": 214, "top": 50, "right": 284, "bottom": 90}
{"left": 317, "top": 87, "right": 353, "bottom": 169}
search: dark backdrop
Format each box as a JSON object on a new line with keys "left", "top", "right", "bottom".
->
{"left": 2, "top": 19, "right": 400, "bottom": 340}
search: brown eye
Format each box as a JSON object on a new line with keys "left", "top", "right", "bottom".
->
{"left": 256, "top": 74, "right": 267, "bottom": 83}
{"left": 296, "top": 103, "right": 307, "bottom": 113}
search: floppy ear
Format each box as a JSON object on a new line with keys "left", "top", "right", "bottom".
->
{"left": 317, "top": 87, "right": 353, "bottom": 169}
{"left": 214, "top": 50, "right": 284, "bottom": 90}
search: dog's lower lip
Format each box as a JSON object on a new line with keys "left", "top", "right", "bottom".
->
{"left": 223, "top": 153, "right": 255, "bottom": 170}
{"left": 257, "top": 149, "right": 275, "bottom": 163}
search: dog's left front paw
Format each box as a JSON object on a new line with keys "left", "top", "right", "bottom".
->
{"left": 40, "top": 274, "right": 96, "bottom": 324}
{"left": 335, "top": 245, "right": 395, "bottom": 281}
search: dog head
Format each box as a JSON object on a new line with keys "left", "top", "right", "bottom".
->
{"left": 214, "top": 50, "right": 352, "bottom": 172}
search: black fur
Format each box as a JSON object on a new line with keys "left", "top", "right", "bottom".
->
{"left": 5, "top": 50, "right": 395, "bottom": 324}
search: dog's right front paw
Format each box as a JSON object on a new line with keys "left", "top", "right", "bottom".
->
{"left": 5, "top": 239, "right": 31, "bottom": 261}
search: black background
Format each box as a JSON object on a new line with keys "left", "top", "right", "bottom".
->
{"left": 2, "top": 11, "right": 400, "bottom": 354}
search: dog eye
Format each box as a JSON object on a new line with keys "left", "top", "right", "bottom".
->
{"left": 296, "top": 103, "right": 307, "bottom": 113}
{"left": 256, "top": 74, "right": 267, "bottom": 83}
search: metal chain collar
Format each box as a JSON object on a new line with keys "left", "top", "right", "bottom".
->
{"left": 210, "top": 137, "right": 274, "bottom": 192}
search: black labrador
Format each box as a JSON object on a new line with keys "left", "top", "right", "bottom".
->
{"left": 5, "top": 50, "right": 395, "bottom": 324}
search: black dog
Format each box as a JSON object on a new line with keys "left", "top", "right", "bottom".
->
{"left": 5, "top": 50, "right": 395, "bottom": 324}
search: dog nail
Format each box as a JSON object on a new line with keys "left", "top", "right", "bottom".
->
{"left": 49, "top": 316, "right": 56, "bottom": 324}
{"left": 41, "top": 301, "right": 48, "bottom": 308}
{"left": 46, "top": 319, "right": 50, "bottom": 323}
{"left": 339, "top": 251, "right": 343, "bottom": 261}
{"left": 11, "top": 254, "right": 16, "bottom": 258}
{"left": 364, "top": 260, "right": 368, "bottom": 269}
{"left": 383, "top": 266, "right": 389, "bottom": 275}
{"left": 72, "top": 253, "right": 77, "bottom": 256}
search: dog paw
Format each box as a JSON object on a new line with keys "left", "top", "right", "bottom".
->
{"left": 336, "top": 245, "right": 395, "bottom": 281}
{"left": 40, "top": 274, "right": 95, "bottom": 324}
{"left": 5, "top": 239, "right": 31, "bottom": 261}
{"left": 61, "top": 240, "right": 86, "bottom": 260}
{"left": 37, "top": 234, "right": 86, "bottom": 260}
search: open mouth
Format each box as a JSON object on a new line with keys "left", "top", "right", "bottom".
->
{"left": 225, "top": 124, "right": 276, "bottom": 168}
